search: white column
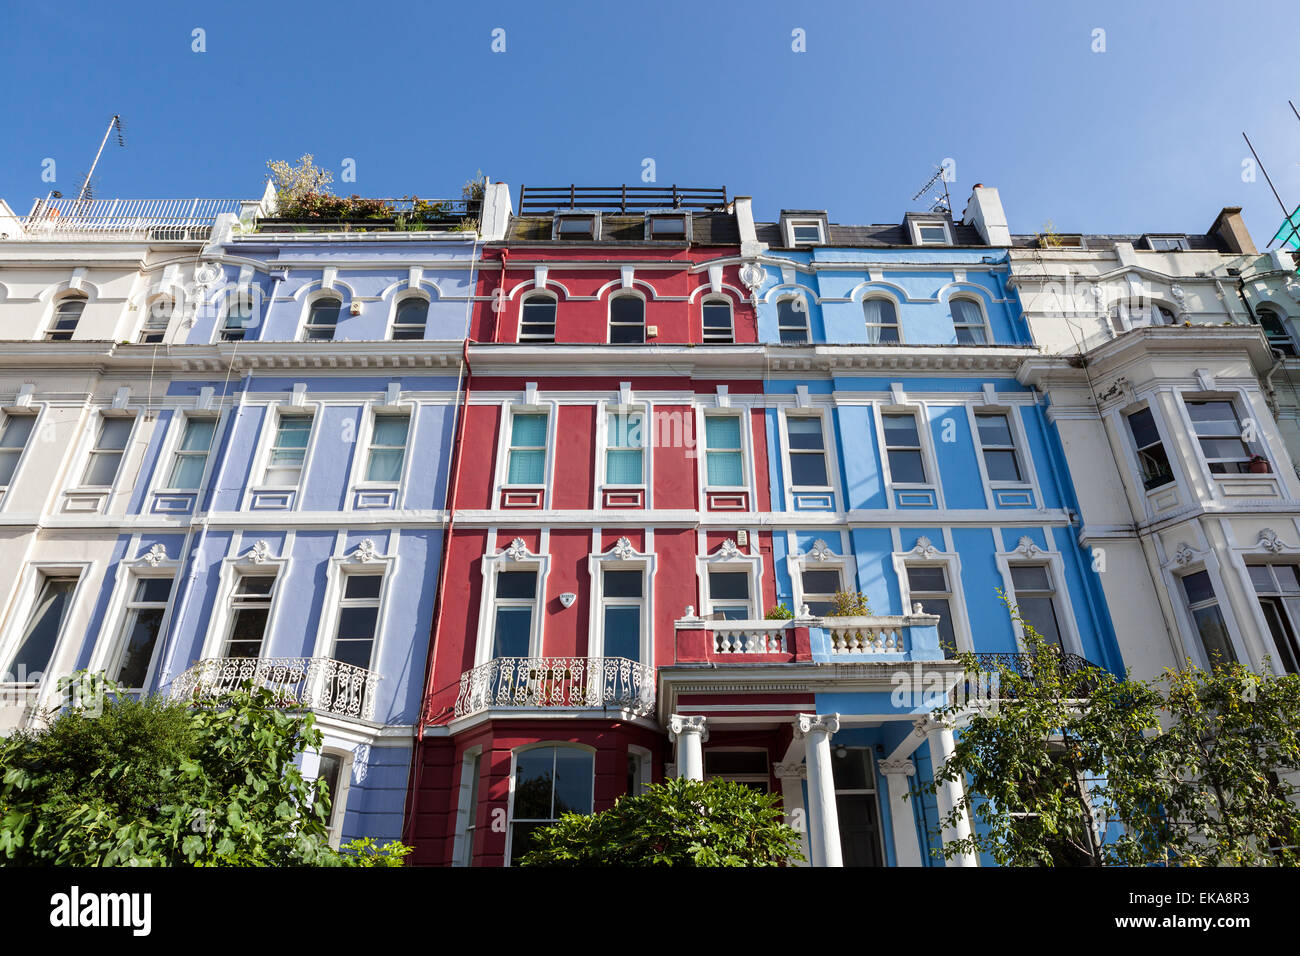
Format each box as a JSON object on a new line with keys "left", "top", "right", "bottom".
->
{"left": 668, "top": 714, "right": 707, "bottom": 781}
{"left": 794, "top": 713, "right": 842, "bottom": 867}
{"left": 774, "top": 761, "right": 810, "bottom": 867}
{"left": 926, "top": 722, "right": 978, "bottom": 867}
{"left": 878, "top": 758, "right": 923, "bottom": 867}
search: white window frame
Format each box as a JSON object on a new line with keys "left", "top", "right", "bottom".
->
{"left": 876, "top": 405, "right": 940, "bottom": 499}
{"left": 355, "top": 407, "right": 413, "bottom": 489}
{"left": 1121, "top": 401, "right": 1178, "bottom": 494}
{"left": 160, "top": 412, "right": 219, "bottom": 493}
{"left": 315, "top": 747, "right": 354, "bottom": 849}
{"left": 696, "top": 531, "right": 762, "bottom": 622}
{"left": 1169, "top": 558, "right": 1246, "bottom": 671}
{"left": 893, "top": 540, "right": 972, "bottom": 655}
{"left": 607, "top": 291, "right": 646, "bottom": 345}
{"left": 0, "top": 407, "right": 41, "bottom": 496}
{"left": 862, "top": 294, "right": 902, "bottom": 344}
{"left": 779, "top": 407, "right": 842, "bottom": 508}
{"left": 1146, "top": 235, "right": 1190, "bottom": 251}
{"left": 389, "top": 292, "right": 430, "bottom": 341}
{"left": 493, "top": 399, "right": 557, "bottom": 505}
{"left": 300, "top": 293, "right": 344, "bottom": 342}
{"left": 139, "top": 296, "right": 174, "bottom": 344}
{"left": 994, "top": 538, "right": 1085, "bottom": 657}
{"left": 89, "top": 540, "right": 184, "bottom": 693}
{"left": 588, "top": 534, "right": 656, "bottom": 665}
{"left": 776, "top": 295, "right": 810, "bottom": 344}
{"left": 200, "top": 541, "right": 291, "bottom": 661}
{"left": 909, "top": 219, "right": 952, "bottom": 246}
{"left": 0, "top": 563, "right": 89, "bottom": 696}
{"left": 1244, "top": 561, "right": 1300, "bottom": 676}
{"left": 1181, "top": 392, "right": 1269, "bottom": 477}
{"left": 504, "top": 742, "right": 596, "bottom": 867}
{"left": 627, "top": 744, "right": 652, "bottom": 797}
{"left": 971, "top": 406, "right": 1032, "bottom": 490}
{"left": 475, "top": 534, "right": 550, "bottom": 665}
{"left": 552, "top": 212, "right": 600, "bottom": 241}
{"left": 595, "top": 399, "right": 651, "bottom": 502}
{"left": 253, "top": 405, "right": 318, "bottom": 492}
{"left": 1109, "top": 299, "right": 1176, "bottom": 334}
{"left": 782, "top": 218, "right": 825, "bottom": 247}
{"left": 788, "top": 534, "right": 850, "bottom": 618}
{"left": 519, "top": 292, "right": 558, "bottom": 343}
{"left": 216, "top": 288, "right": 258, "bottom": 343}
{"left": 451, "top": 746, "right": 484, "bottom": 866}
{"left": 697, "top": 407, "right": 752, "bottom": 494}
{"left": 79, "top": 412, "right": 138, "bottom": 491}
{"left": 312, "top": 539, "right": 396, "bottom": 673}
{"left": 45, "top": 295, "right": 86, "bottom": 342}
{"left": 701, "top": 296, "right": 734, "bottom": 344}
{"left": 949, "top": 295, "right": 990, "bottom": 345}
{"left": 1256, "top": 304, "right": 1298, "bottom": 356}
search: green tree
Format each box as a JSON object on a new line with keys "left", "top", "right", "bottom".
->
{"left": 0, "top": 676, "right": 410, "bottom": 866}
{"left": 921, "top": 598, "right": 1300, "bottom": 866}
{"left": 517, "top": 777, "right": 803, "bottom": 867}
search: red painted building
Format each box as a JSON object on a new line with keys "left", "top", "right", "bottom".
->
{"left": 405, "top": 188, "right": 783, "bottom": 865}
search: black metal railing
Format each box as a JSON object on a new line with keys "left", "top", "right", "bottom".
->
{"left": 968, "top": 651, "right": 1101, "bottom": 698}
{"left": 517, "top": 184, "right": 728, "bottom": 215}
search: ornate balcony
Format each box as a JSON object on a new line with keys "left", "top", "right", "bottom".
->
{"left": 454, "top": 656, "right": 655, "bottom": 719}
{"left": 169, "top": 657, "right": 381, "bottom": 721}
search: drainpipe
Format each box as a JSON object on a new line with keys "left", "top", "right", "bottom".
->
{"left": 402, "top": 250, "right": 478, "bottom": 849}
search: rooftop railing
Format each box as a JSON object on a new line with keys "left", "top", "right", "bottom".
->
{"left": 18, "top": 197, "right": 246, "bottom": 241}
{"left": 517, "top": 184, "right": 728, "bottom": 215}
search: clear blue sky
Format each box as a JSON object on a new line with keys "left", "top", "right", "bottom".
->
{"left": 2, "top": 0, "right": 1298, "bottom": 243}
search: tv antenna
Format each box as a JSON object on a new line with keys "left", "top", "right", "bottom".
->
{"left": 912, "top": 164, "right": 952, "bottom": 213}
{"left": 75, "top": 114, "right": 126, "bottom": 203}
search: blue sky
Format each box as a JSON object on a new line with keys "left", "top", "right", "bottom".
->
{"left": 2, "top": 0, "right": 1298, "bottom": 243}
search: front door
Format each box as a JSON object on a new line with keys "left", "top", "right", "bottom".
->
{"left": 832, "top": 747, "right": 885, "bottom": 867}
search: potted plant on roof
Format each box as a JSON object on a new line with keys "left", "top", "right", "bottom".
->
{"left": 1248, "top": 453, "right": 1272, "bottom": 474}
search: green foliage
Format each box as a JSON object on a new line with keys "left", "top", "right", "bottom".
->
{"left": 267, "top": 154, "right": 334, "bottom": 206}
{"left": 0, "top": 674, "right": 399, "bottom": 867}
{"left": 919, "top": 595, "right": 1300, "bottom": 866}
{"left": 764, "top": 603, "right": 794, "bottom": 620}
{"left": 517, "top": 777, "right": 803, "bottom": 867}
{"left": 828, "top": 590, "right": 872, "bottom": 616}
{"left": 339, "top": 837, "right": 414, "bottom": 867}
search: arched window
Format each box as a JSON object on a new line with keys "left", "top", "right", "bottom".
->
{"left": 304, "top": 297, "right": 342, "bottom": 341}
{"left": 777, "top": 297, "right": 808, "bottom": 344}
{"left": 863, "top": 297, "right": 900, "bottom": 344}
{"left": 509, "top": 745, "right": 594, "bottom": 864}
{"left": 702, "top": 297, "right": 733, "bottom": 344}
{"left": 220, "top": 292, "right": 256, "bottom": 342}
{"left": 609, "top": 294, "right": 644, "bottom": 344}
{"left": 392, "top": 297, "right": 428, "bottom": 340}
{"left": 46, "top": 295, "right": 86, "bottom": 341}
{"left": 520, "top": 293, "right": 557, "bottom": 343}
{"left": 140, "top": 297, "right": 173, "bottom": 344}
{"left": 951, "top": 297, "right": 988, "bottom": 345}
{"left": 1257, "top": 305, "right": 1297, "bottom": 356}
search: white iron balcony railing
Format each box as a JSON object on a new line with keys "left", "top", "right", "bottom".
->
{"left": 169, "top": 657, "right": 381, "bottom": 721}
{"left": 454, "top": 656, "right": 654, "bottom": 718}
{"left": 19, "top": 197, "right": 247, "bottom": 241}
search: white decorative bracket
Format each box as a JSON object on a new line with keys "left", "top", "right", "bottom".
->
{"left": 352, "top": 538, "right": 378, "bottom": 563}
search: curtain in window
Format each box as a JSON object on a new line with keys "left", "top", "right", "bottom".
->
{"left": 862, "top": 298, "right": 890, "bottom": 344}
{"left": 507, "top": 414, "right": 547, "bottom": 484}
{"left": 705, "top": 417, "right": 743, "bottom": 486}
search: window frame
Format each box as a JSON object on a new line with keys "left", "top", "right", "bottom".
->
{"left": 1109, "top": 300, "right": 1177, "bottom": 334}
{"left": 519, "top": 292, "right": 558, "bottom": 343}
{"left": 0, "top": 566, "right": 86, "bottom": 689}
{"left": 301, "top": 295, "right": 343, "bottom": 342}
{"left": 782, "top": 217, "right": 826, "bottom": 247}
{"left": 1124, "top": 404, "right": 1176, "bottom": 492}
{"left": 696, "top": 534, "right": 762, "bottom": 624}
{"left": 1247, "top": 562, "right": 1300, "bottom": 675}
{"left": 788, "top": 535, "right": 850, "bottom": 619}
{"left": 700, "top": 409, "right": 749, "bottom": 492}
{"left": 974, "top": 409, "right": 1027, "bottom": 486}
{"left": 502, "top": 406, "right": 551, "bottom": 489}
{"left": 361, "top": 410, "right": 412, "bottom": 487}
{"left": 221, "top": 570, "right": 280, "bottom": 659}
{"left": 879, "top": 409, "right": 932, "bottom": 488}
{"left": 1176, "top": 565, "right": 1240, "bottom": 670}
{"left": 607, "top": 292, "right": 646, "bottom": 345}
{"left": 163, "top": 413, "right": 218, "bottom": 492}
{"left": 452, "top": 746, "right": 484, "bottom": 866}
{"left": 45, "top": 295, "right": 86, "bottom": 342}
{"left": 995, "top": 541, "right": 1085, "bottom": 657}
{"left": 476, "top": 538, "right": 550, "bottom": 665}
{"left": 258, "top": 408, "right": 316, "bottom": 489}
{"left": 80, "top": 413, "right": 137, "bottom": 490}
{"left": 1256, "top": 305, "right": 1297, "bottom": 357}
{"left": 138, "top": 296, "right": 174, "bottom": 344}
{"left": 862, "top": 295, "right": 901, "bottom": 345}
{"left": 783, "top": 410, "right": 833, "bottom": 492}
{"left": 0, "top": 408, "right": 39, "bottom": 493}
{"left": 1182, "top": 394, "right": 1268, "bottom": 476}
{"left": 908, "top": 219, "right": 952, "bottom": 246}
{"left": 552, "top": 213, "right": 600, "bottom": 241}
{"left": 601, "top": 405, "right": 647, "bottom": 490}
{"left": 315, "top": 747, "right": 354, "bottom": 849}
{"left": 217, "top": 289, "right": 257, "bottom": 343}
{"left": 893, "top": 539, "right": 972, "bottom": 656}
{"left": 589, "top": 537, "right": 656, "bottom": 666}
{"left": 776, "top": 296, "right": 810, "bottom": 344}
{"left": 505, "top": 743, "right": 596, "bottom": 866}
{"left": 107, "top": 574, "right": 176, "bottom": 691}
{"left": 390, "top": 294, "right": 430, "bottom": 341}
{"left": 645, "top": 213, "right": 690, "bottom": 241}
{"left": 701, "top": 296, "right": 734, "bottom": 344}
{"left": 949, "top": 295, "right": 990, "bottom": 345}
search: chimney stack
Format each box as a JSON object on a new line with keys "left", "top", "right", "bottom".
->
{"left": 1208, "top": 207, "right": 1256, "bottom": 256}
{"left": 961, "top": 185, "right": 1011, "bottom": 246}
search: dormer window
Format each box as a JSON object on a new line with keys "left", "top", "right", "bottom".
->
{"left": 1146, "top": 235, "right": 1189, "bottom": 251}
{"left": 779, "top": 212, "right": 828, "bottom": 247}
{"left": 909, "top": 219, "right": 952, "bottom": 246}
{"left": 646, "top": 214, "right": 689, "bottom": 240}
{"left": 553, "top": 213, "right": 599, "bottom": 241}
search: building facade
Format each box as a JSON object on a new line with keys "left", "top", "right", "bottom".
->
{"left": 0, "top": 184, "right": 512, "bottom": 844}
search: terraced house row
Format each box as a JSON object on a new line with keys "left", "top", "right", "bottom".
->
{"left": 0, "top": 179, "right": 1296, "bottom": 865}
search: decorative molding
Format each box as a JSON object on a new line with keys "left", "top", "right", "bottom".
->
{"left": 911, "top": 536, "right": 940, "bottom": 558}
{"left": 1173, "top": 542, "right": 1197, "bottom": 567}
{"left": 717, "top": 538, "right": 741, "bottom": 558}
{"left": 877, "top": 758, "right": 915, "bottom": 777}
{"left": 1169, "top": 282, "right": 1186, "bottom": 311}
{"left": 142, "top": 543, "right": 168, "bottom": 567}
{"left": 608, "top": 536, "right": 636, "bottom": 560}
{"left": 502, "top": 537, "right": 530, "bottom": 561}
{"left": 667, "top": 714, "right": 708, "bottom": 742}
{"left": 1014, "top": 535, "right": 1042, "bottom": 559}
{"left": 1258, "top": 528, "right": 1287, "bottom": 553}
{"left": 794, "top": 712, "right": 840, "bottom": 738}
{"left": 806, "top": 538, "right": 835, "bottom": 561}
{"left": 352, "top": 538, "right": 378, "bottom": 563}
{"left": 739, "top": 261, "right": 765, "bottom": 301}
{"left": 247, "top": 540, "right": 272, "bottom": 564}
{"left": 773, "top": 762, "right": 807, "bottom": 779}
